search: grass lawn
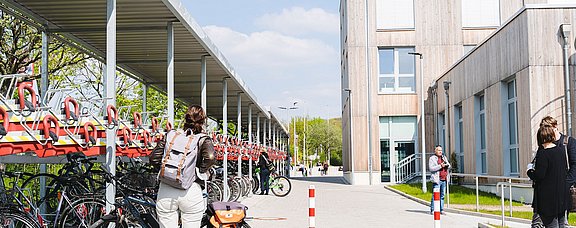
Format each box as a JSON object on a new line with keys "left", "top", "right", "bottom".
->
{"left": 390, "top": 183, "right": 576, "bottom": 225}
{"left": 478, "top": 210, "right": 576, "bottom": 226}
{"left": 390, "top": 183, "right": 522, "bottom": 206}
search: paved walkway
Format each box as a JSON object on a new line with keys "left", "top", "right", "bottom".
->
{"left": 241, "top": 176, "right": 528, "bottom": 228}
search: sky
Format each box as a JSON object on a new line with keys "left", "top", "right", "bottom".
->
{"left": 183, "top": 1, "right": 341, "bottom": 122}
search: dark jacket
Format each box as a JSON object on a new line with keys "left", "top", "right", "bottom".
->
{"left": 559, "top": 134, "right": 576, "bottom": 185}
{"left": 197, "top": 137, "right": 216, "bottom": 173}
{"left": 527, "top": 144, "right": 569, "bottom": 217}
{"left": 258, "top": 153, "right": 270, "bottom": 170}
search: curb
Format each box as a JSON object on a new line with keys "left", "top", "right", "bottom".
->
{"left": 383, "top": 185, "right": 531, "bottom": 225}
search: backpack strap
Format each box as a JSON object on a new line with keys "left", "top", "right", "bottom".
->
{"left": 565, "top": 135, "right": 570, "bottom": 170}
{"left": 160, "top": 131, "right": 180, "bottom": 177}
{"left": 176, "top": 135, "right": 196, "bottom": 182}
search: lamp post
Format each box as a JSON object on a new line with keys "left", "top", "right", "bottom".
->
{"left": 409, "top": 52, "right": 427, "bottom": 193}
{"left": 279, "top": 102, "right": 298, "bottom": 165}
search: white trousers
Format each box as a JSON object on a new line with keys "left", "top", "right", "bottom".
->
{"left": 156, "top": 182, "right": 205, "bottom": 228}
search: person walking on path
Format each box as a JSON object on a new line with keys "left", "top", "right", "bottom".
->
{"left": 258, "top": 149, "right": 271, "bottom": 195}
{"left": 155, "top": 105, "right": 216, "bottom": 228}
{"left": 322, "top": 161, "right": 329, "bottom": 176}
{"left": 528, "top": 124, "right": 569, "bottom": 228}
{"left": 429, "top": 145, "right": 450, "bottom": 215}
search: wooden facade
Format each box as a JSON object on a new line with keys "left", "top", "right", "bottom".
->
{"left": 341, "top": 0, "right": 576, "bottom": 184}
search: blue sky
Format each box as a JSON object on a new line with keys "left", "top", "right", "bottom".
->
{"left": 184, "top": 0, "right": 341, "bottom": 122}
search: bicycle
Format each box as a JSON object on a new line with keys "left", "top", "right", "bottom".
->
{"left": 254, "top": 168, "right": 292, "bottom": 197}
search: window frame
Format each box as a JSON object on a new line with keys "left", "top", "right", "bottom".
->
{"left": 506, "top": 79, "right": 519, "bottom": 175}
{"left": 376, "top": 0, "right": 415, "bottom": 30}
{"left": 455, "top": 104, "right": 464, "bottom": 173}
{"left": 378, "top": 47, "right": 416, "bottom": 94}
{"left": 476, "top": 94, "right": 487, "bottom": 174}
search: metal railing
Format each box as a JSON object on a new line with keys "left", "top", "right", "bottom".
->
{"left": 447, "top": 173, "right": 530, "bottom": 210}
{"left": 496, "top": 181, "right": 532, "bottom": 227}
{"left": 395, "top": 154, "right": 418, "bottom": 183}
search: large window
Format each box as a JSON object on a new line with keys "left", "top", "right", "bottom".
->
{"left": 378, "top": 48, "right": 415, "bottom": 93}
{"left": 507, "top": 80, "right": 519, "bottom": 175}
{"left": 476, "top": 94, "right": 487, "bottom": 174}
{"left": 462, "top": 0, "right": 500, "bottom": 28}
{"left": 455, "top": 105, "right": 464, "bottom": 173}
{"left": 437, "top": 113, "right": 445, "bottom": 149}
{"left": 376, "top": 0, "right": 414, "bottom": 29}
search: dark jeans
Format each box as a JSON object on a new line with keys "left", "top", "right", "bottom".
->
{"left": 541, "top": 213, "right": 566, "bottom": 228}
{"left": 430, "top": 180, "right": 446, "bottom": 213}
{"left": 259, "top": 168, "right": 270, "bottom": 194}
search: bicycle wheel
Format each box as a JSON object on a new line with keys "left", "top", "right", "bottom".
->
{"left": 207, "top": 181, "right": 223, "bottom": 203}
{"left": 0, "top": 211, "right": 41, "bottom": 228}
{"left": 20, "top": 173, "right": 60, "bottom": 216}
{"left": 251, "top": 175, "right": 259, "bottom": 194}
{"left": 227, "top": 178, "right": 241, "bottom": 202}
{"left": 270, "top": 176, "right": 291, "bottom": 197}
{"left": 57, "top": 197, "right": 106, "bottom": 228}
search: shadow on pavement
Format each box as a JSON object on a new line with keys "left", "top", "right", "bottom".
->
{"left": 405, "top": 209, "right": 432, "bottom": 215}
{"left": 289, "top": 176, "right": 348, "bottom": 185}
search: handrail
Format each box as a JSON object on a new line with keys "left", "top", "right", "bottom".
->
{"left": 496, "top": 182, "right": 532, "bottom": 227}
{"left": 447, "top": 173, "right": 530, "bottom": 220}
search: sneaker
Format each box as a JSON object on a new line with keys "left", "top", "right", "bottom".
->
{"left": 430, "top": 211, "right": 433, "bottom": 215}
{"left": 440, "top": 212, "right": 446, "bottom": 215}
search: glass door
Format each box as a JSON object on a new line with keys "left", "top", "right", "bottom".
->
{"left": 380, "top": 140, "right": 390, "bottom": 182}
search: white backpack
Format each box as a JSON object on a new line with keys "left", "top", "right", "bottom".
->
{"left": 158, "top": 130, "right": 207, "bottom": 189}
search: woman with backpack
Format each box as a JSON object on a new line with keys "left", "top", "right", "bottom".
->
{"left": 155, "top": 105, "right": 215, "bottom": 228}
{"left": 258, "top": 149, "right": 271, "bottom": 195}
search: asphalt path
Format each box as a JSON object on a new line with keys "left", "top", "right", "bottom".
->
{"left": 240, "top": 176, "right": 528, "bottom": 228}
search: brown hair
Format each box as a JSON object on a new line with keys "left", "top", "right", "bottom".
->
{"left": 537, "top": 125, "right": 556, "bottom": 147}
{"left": 540, "top": 116, "right": 558, "bottom": 128}
{"left": 183, "top": 105, "right": 206, "bottom": 134}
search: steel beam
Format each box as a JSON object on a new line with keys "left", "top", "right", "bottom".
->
{"left": 201, "top": 55, "right": 207, "bottom": 111}
{"left": 222, "top": 78, "right": 229, "bottom": 201}
{"left": 105, "top": 0, "right": 117, "bottom": 213}
{"left": 167, "top": 21, "right": 174, "bottom": 124}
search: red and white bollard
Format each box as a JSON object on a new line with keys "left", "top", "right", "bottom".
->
{"left": 309, "top": 185, "right": 315, "bottom": 228}
{"left": 433, "top": 187, "right": 441, "bottom": 228}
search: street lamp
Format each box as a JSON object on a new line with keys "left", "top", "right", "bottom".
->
{"left": 278, "top": 102, "right": 298, "bottom": 165}
{"left": 409, "top": 52, "right": 427, "bottom": 193}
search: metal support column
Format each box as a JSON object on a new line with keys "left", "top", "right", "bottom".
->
{"left": 142, "top": 83, "right": 148, "bottom": 113}
{"left": 105, "top": 0, "right": 117, "bottom": 213}
{"left": 263, "top": 119, "right": 267, "bottom": 147}
{"left": 201, "top": 55, "right": 207, "bottom": 111}
{"left": 248, "top": 106, "right": 253, "bottom": 183}
{"left": 39, "top": 30, "right": 49, "bottom": 214}
{"left": 237, "top": 93, "right": 242, "bottom": 177}
{"left": 167, "top": 21, "right": 174, "bottom": 124}
{"left": 257, "top": 115, "right": 260, "bottom": 145}
{"left": 222, "top": 79, "right": 229, "bottom": 201}
{"left": 268, "top": 118, "right": 272, "bottom": 149}
{"left": 41, "top": 31, "right": 49, "bottom": 99}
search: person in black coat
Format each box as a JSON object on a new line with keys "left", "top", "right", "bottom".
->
{"left": 258, "top": 149, "right": 271, "bottom": 195}
{"left": 528, "top": 124, "right": 569, "bottom": 228}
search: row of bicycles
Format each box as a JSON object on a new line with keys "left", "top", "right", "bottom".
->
{"left": 0, "top": 152, "right": 291, "bottom": 228}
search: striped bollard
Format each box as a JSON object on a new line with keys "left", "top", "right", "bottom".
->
{"left": 309, "top": 185, "right": 315, "bottom": 228}
{"left": 433, "top": 187, "right": 441, "bottom": 228}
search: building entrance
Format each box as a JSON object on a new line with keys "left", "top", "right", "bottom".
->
{"left": 381, "top": 140, "right": 415, "bottom": 182}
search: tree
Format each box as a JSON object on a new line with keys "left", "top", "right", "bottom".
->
{"left": 0, "top": 10, "right": 88, "bottom": 83}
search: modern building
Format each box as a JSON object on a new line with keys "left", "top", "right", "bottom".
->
{"left": 340, "top": 0, "right": 576, "bottom": 185}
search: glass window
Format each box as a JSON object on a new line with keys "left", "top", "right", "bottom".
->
{"left": 378, "top": 48, "right": 415, "bottom": 93}
{"left": 462, "top": 0, "right": 500, "bottom": 28}
{"left": 398, "top": 49, "right": 415, "bottom": 74}
{"left": 376, "top": 0, "right": 414, "bottom": 29}
{"left": 506, "top": 79, "right": 519, "bottom": 175}
{"left": 456, "top": 105, "right": 464, "bottom": 173}
{"left": 549, "top": 0, "right": 576, "bottom": 3}
{"left": 379, "top": 49, "right": 394, "bottom": 74}
{"left": 476, "top": 94, "right": 487, "bottom": 174}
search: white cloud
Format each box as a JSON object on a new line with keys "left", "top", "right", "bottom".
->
{"left": 255, "top": 7, "right": 339, "bottom": 36}
{"left": 202, "top": 25, "right": 338, "bottom": 74}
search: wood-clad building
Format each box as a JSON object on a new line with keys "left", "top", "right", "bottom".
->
{"left": 340, "top": 0, "right": 576, "bottom": 185}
